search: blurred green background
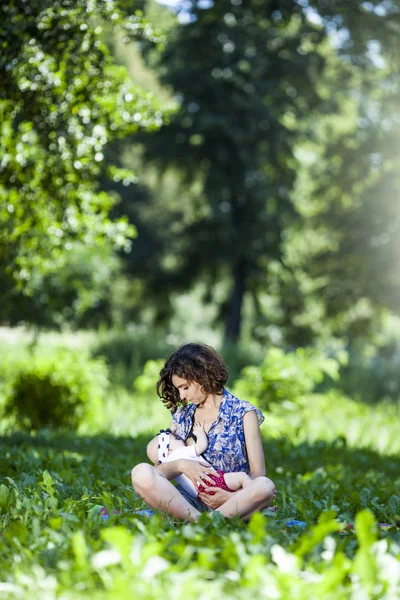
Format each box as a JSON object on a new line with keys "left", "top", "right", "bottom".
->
{"left": 1, "top": 2, "right": 400, "bottom": 597}
{"left": 2, "top": 0, "right": 400, "bottom": 441}
{"left": 2, "top": 0, "right": 400, "bottom": 352}
{"left": 1, "top": 0, "right": 400, "bottom": 445}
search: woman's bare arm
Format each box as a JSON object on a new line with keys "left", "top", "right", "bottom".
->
{"left": 198, "top": 412, "right": 265, "bottom": 508}
{"left": 155, "top": 459, "right": 186, "bottom": 480}
{"left": 146, "top": 421, "right": 216, "bottom": 485}
{"left": 243, "top": 410, "right": 266, "bottom": 479}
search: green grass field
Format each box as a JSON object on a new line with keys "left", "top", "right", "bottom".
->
{"left": 0, "top": 331, "right": 400, "bottom": 598}
{"left": 1, "top": 395, "right": 400, "bottom": 598}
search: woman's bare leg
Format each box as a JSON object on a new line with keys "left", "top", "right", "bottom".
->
{"left": 215, "top": 476, "right": 276, "bottom": 520}
{"left": 131, "top": 463, "right": 201, "bottom": 522}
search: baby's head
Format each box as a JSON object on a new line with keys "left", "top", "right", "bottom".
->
{"left": 146, "top": 429, "right": 188, "bottom": 464}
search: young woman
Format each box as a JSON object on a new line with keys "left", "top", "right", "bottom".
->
{"left": 131, "top": 343, "right": 276, "bottom": 521}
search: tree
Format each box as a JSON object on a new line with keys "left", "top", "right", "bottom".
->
{"left": 138, "top": 1, "right": 328, "bottom": 343}
{"left": 134, "top": 0, "right": 400, "bottom": 344}
{"left": 0, "top": 0, "right": 164, "bottom": 323}
{"left": 0, "top": 242, "right": 122, "bottom": 331}
{"left": 283, "top": 66, "right": 400, "bottom": 345}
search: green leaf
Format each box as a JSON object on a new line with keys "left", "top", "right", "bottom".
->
{"left": 0, "top": 484, "right": 11, "bottom": 512}
{"left": 295, "top": 511, "right": 341, "bottom": 559}
{"left": 354, "top": 509, "right": 377, "bottom": 548}
{"left": 41, "top": 470, "right": 57, "bottom": 499}
{"left": 353, "top": 510, "right": 379, "bottom": 591}
{"left": 71, "top": 531, "right": 89, "bottom": 569}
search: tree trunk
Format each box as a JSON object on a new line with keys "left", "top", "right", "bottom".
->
{"left": 224, "top": 260, "right": 246, "bottom": 345}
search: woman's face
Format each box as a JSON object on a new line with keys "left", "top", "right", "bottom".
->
{"left": 171, "top": 374, "right": 207, "bottom": 405}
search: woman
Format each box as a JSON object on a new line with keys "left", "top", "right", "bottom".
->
{"left": 131, "top": 343, "right": 276, "bottom": 521}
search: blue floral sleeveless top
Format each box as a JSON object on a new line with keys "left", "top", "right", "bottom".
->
{"left": 171, "top": 389, "right": 264, "bottom": 474}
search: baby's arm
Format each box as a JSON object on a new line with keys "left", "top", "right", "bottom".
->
{"left": 223, "top": 472, "right": 252, "bottom": 491}
{"left": 192, "top": 422, "right": 208, "bottom": 455}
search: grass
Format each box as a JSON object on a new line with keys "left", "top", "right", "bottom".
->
{"left": 1, "top": 328, "right": 400, "bottom": 598}
{"left": 1, "top": 390, "right": 400, "bottom": 598}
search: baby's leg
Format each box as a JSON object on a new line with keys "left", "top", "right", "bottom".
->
{"left": 224, "top": 472, "right": 252, "bottom": 491}
{"left": 223, "top": 473, "right": 278, "bottom": 511}
{"left": 224, "top": 472, "right": 278, "bottom": 511}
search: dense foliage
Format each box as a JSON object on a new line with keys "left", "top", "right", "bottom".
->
{"left": 1, "top": 399, "right": 399, "bottom": 597}
{"left": 1, "top": 0, "right": 400, "bottom": 593}
{"left": 119, "top": 0, "right": 400, "bottom": 344}
{"left": 0, "top": 447, "right": 399, "bottom": 599}
{"left": 2, "top": 349, "right": 108, "bottom": 430}
{"left": 0, "top": 0, "right": 163, "bottom": 319}
{"left": 233, "top": 346, "right": 344, "bottom": 410}
{"left": 1, "top": 1, "right": 399, "bottom": 347}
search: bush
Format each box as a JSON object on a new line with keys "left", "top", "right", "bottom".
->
{"left": 4, "top": 350, "right": 108, "bottom": 431}
{"left": 233, "top": 346, "right": 344, "bottom": 410}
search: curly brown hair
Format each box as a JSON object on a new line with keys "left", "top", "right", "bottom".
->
{"left": 156, "top": 343, "right": 228, "bottom": 413}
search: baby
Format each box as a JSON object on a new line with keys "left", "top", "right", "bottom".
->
{"left": 147, "top": 423, "right": 251, "bottom": 499}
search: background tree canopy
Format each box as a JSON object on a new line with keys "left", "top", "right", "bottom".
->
{"left": 111, "top": 0, "right": 399, "bottom": 345}
{"left": 0, "top": 0, "right": 164, "bottom": 324}
{"left": 1, "top": 0, "right": 400, "bottom": 349}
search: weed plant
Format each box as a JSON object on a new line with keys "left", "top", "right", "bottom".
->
{"left": 1, "top": 387, "right": 400, "bottom": 598}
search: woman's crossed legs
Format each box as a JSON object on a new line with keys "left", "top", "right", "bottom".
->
{"left": 131, "top": 463, "right": 276, "bottom": 522}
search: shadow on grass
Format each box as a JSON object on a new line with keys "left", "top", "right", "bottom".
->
{"left": 0, "top": 430, "right": 149, "bottom": 458}
{"left": 1, "top": 429, "right": 399, "bottom": 482}
{"left": 1, "top": 430, "right": 399, "bottom": 524}
{"left": 261, "top": 436, "right": 400, "bottom": 480}
{"left": 0, "top": 431, "right": 151, "bottom": 492}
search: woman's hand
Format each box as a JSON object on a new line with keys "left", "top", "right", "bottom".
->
{"left": 179, "top": 459, "right": 217, "bottom": 489}
{"left": 198, "top": 487, "right": 233, "bottom": 509}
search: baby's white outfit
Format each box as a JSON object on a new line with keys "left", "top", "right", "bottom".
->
{"left": 157, "top": 431, "right": 202, "bottom": 498}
